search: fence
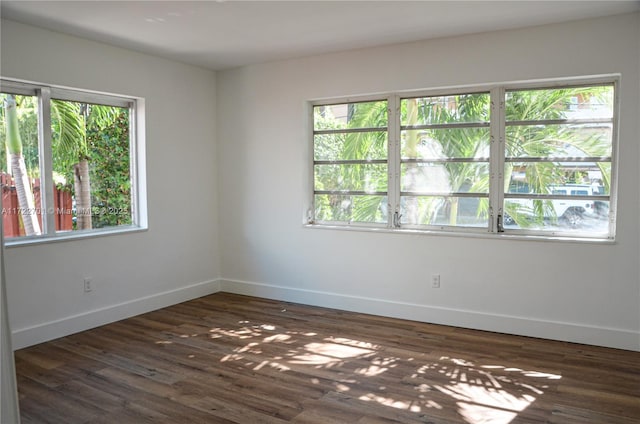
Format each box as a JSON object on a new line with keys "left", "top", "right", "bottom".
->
{"left": 1, "top": 173, "right": 73, "bottom": 238}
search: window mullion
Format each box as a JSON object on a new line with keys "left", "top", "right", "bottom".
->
{"left": 387, "top": 95, "right": 400, "bottom": 228}
{"left": 607, "top": 79, "right": 620, "bottom": 239}
{"left": 37, "top": 88, "right": 56, "bottom": 236}
{"left": 306, "top": 103, "right": 315, "bottom": 224}
{"left": 489, "top": 87, "right": 505, "bottom": 233}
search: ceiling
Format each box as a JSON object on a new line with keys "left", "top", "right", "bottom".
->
{"left": 2, "top": 1, "right": 639, "bottom": 71}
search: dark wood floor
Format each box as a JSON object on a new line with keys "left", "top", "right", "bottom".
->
{"left": 14, "top": 292, "right": 640, "bottom": 424}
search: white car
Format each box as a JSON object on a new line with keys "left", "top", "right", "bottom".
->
{"left": 504, "top": 184, "right": 603, "bottom": 227}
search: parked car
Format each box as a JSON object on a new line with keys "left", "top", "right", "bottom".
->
{"left": 504, "top": 184, "right": 604, "bottom": 228}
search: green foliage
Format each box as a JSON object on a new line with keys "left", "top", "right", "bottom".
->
{"left": 401, "top": 92, "right": 490, "bottom": 125}
{"left": 1, "top": 93, "right": 131, "bottom": 230}
{"left": 0, "top": 94, "right": 39, "bottom": 176}
{"left": 313, "top": 101, "right": 388, "bottom": 223}
{"left": 504, "top": 86, "right": 613, "bottom": 226}
{"left": 402, "top": 93, "right": 490, "bottom": 225}
{"left": 52, "top": 100, "right": 86, "bottom": 157}
{"left": 50, "top": 101, "right": 131, "bottom": 229}
{"left": 87, "top": 108, "right": 131, "bottom": 228}
{"left": 314, "top": 86, "right": 613, "bottom": 229}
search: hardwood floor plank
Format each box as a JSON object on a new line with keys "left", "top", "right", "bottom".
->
{"left": 174, "top": 395, "right": 288, "bottom": 424}
{"left": 549, "top": 405, "right": 640, "bottom": 424}
{"left": 16, "top": 375, "right": 104, "bottom": 424}
{"left": 14, "top": 292, "right": 640, "bottom": 423}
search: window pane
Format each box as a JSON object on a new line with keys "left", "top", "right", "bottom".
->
{"left": 314, "top": 131, "right": 387, "bottom": 161}
{"left": 506, "top": 163, "right": 609, "bottom": 196}
{"left": 401, "top": 93, "right": 489, "bottom": 126}
{"left": 314, "top": 101, "right": 387, "bottom": 130}
{"left": 504, "top": 84, "right": 613, "bottom": 238}
{"left": 50, "top": 100, "right": 131, "bottom": 232}
{"left": 314, "top": 194, "right": 387, "bottom": 224}
{"left": 506, "top": 86, "right": 614, "bottom": 122}
{"left": 401, "top": 196, "right": 489, "bottom": 227}
{"left": 1, "top": 93, "right": 43, "bottom": 238}
{"left": 402, "top": 163, "right": 489, "bottom": 194}
{"left": 313, "top": 99, "right": 390, "bottom": 225}
{"left": 506, "top": 124, "right": 613, "bottom": 158}
{"left": 401, "top": 128, "right": 490, "bottom": 159}
{"left": 314, "top": 163, "right": 387, "bottom": 193}
{"left": 504, "top": 199, "right": 609, "bottom": 232}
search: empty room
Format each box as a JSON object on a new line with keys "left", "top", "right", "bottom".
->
{"left": 1, "top": 1, "right": 639, "bottom": 423}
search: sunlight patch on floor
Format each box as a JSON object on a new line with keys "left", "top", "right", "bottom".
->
{"left": 263, "top": 334, "right": 292, "bottom": 343}
{"left": 354, "top": 356, "right": 561, "bottom": 423}
{"left": 289, "top": 342, "right": 374, "bottom": 366}
{"left": 435, "top": 382, "right": 536, "bottom": 413}
{"left": 359, "top": 393, "right": 424, "bottom": 412}
{"left": 355, "top": 364, "right": 389, "bottom": 377}
{"left": 457, "top": 402, "right": 518, "bottom": 424}
{"left": 204, "top": 322, "right": 564, "bottom": 423}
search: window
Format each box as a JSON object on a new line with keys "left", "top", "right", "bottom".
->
{"left": 503, "top": 85, "right": 614, "bottom": 234}
{"left": 400, "top": 93, "right": 491, "bottom": 228}
{"left": 1, "top": 79, "right": 146, "bottom": 242}
{"left": 313, "top": 100, "right": 389, "bottom": 225}
{"left": 308, "top": 77, "right": 618, "bottom": 240}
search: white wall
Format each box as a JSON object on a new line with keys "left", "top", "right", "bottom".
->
{"left": 1, "top": 20, "right": 220, "bottom": 349}
{"left": 2, "top": 13, "right": 639, "bottom": 352}
{"left": 217, "top": 13, "right": 640, "bottom": 351}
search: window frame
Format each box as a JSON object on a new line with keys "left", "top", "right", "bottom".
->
{"left": 306, "top": 75, "right": 619, "bottom": 242}
{"left": 397, "top": 88, "right": 493, "bottom": 233}
{"left": 309, "top": 94, "right": 394, "bottom": 229}
{"left": 1, "top": 77, "right": 147, "bottom": 246}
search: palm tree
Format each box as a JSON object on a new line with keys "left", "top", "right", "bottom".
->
{"left": 402, "top": 93, "right": 490, "bottom": 226}
{"left": 50, "top": 100, "right": 122, "bottom": 231}
{"left": 503, "top": 86, "right": 613, "bottom": 227}
{"left": 2, "top": 94, "right": 125, "bottom": 235}
{"left": 404, "top": 87, "right": 612, "bottom": 228}
{"left": 313, "top": 101, "right": 388, "bottom": 223}
{"left": 3, "top": 95, "right": 41, "bottom": 235}
{"left": 51, "top": 99, "right": 91, "bottom": 229}
{"left": 314, "top": 86, "right": 612, "bottom": 229}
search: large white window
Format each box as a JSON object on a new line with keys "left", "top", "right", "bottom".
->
{"left": 313, "top": 100, "right": 389, "bottom": 225}
{"left": 308, "top": 77, "right": 618, "bottom": 240}
{"left": 1, "top": 79, "right": 146, "bottom": 243}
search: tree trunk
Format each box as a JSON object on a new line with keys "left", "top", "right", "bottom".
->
{"left": 4, "top": 95, "right": 41, "bottom": 236}
{"left": 10, "top": 154, "right": 41, "bottom": 236}
{"left": 74, "top": 159, "right": 92, "bottom": 230}
{"left": 449, "top": 197, "right": 459, "bottom": 226}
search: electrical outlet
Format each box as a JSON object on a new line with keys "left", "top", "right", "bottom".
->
{"left": 431, "top": 274, "right": 441, "bottom": 288}
{"left": 83, "top": 278, "right": 93, "bottom": 293}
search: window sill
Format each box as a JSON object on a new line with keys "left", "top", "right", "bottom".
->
{"left": 4, "top": 225, "right": 148, "bottom": 248}
{"left": 303, "top": 223, "right": 615, "bottom": 245}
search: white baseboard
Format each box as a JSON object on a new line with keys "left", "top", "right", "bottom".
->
{"left": 12, "top": 279, "right": 221, "bottom": 349}
{"left": 220, "top": 278, "right": 640, "bottom": 352}
{"left": 13, "top": 277, "right": 638, "bottom": 352}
